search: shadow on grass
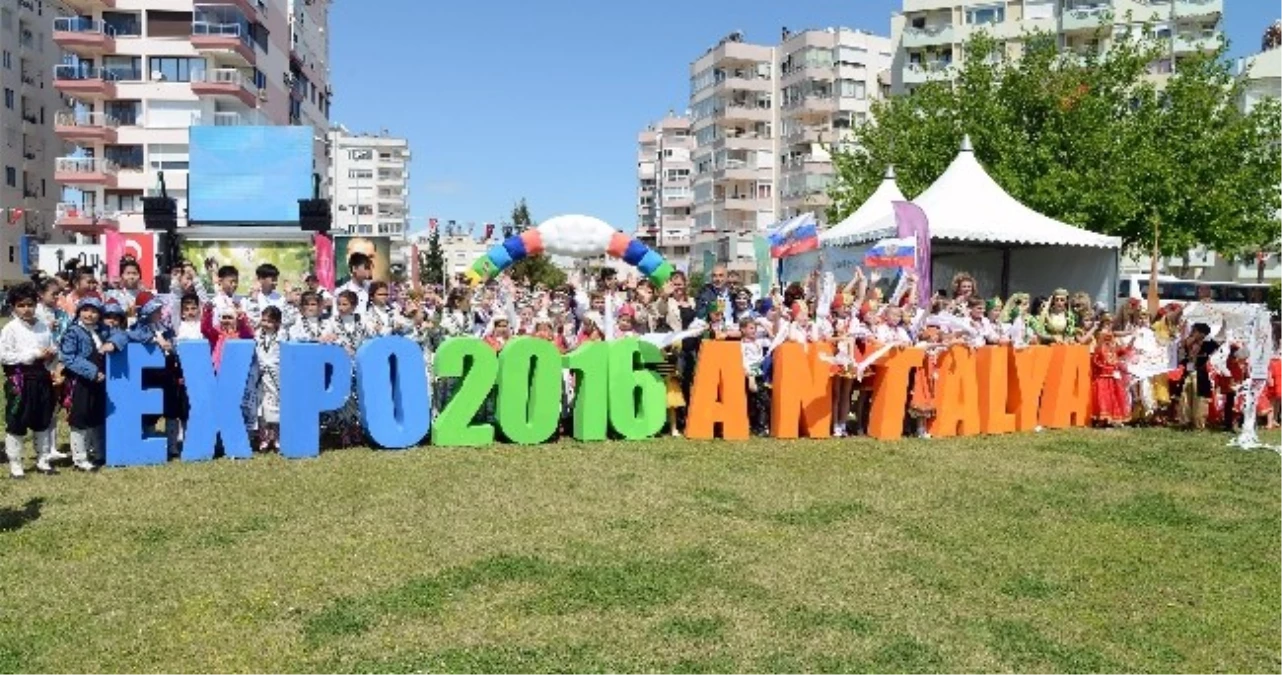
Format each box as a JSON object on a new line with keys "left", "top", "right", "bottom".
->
{"left": 987, "top": 618, "right": 1119, "bottom": 672}
{"left": 303, "top": 548, "right": 742, "bottom": 646}
{"left": 0, "top": 497, "right": 43, "bottom": 533}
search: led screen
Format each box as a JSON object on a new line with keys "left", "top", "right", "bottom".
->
{"left": 189, "top": 125, "right": 314, "bottom": 224}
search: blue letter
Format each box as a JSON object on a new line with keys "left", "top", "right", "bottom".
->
{"left": 279, "top": 342, "right": 352, "bottom": 459}
{"left": 105, "top": 343, "right": 167, "bottom": 466}
{"left": 356, "top": 337, "right": 430, "bottom": 449}
{"left": 178, "top": 340, "right": 254, "bottom": 461}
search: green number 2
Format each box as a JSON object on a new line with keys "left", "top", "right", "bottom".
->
{"left": 431, "top": 337, "right": 498, "bottom": 446}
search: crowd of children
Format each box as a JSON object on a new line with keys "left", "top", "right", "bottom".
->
{"left": 1, "top": 254, "right": 1278, "bottom": 478}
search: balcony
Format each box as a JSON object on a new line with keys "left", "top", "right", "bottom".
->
{"left": 52, "top": 17, "right": 116, "bottom": 55}
{"left": 190, "top": 68, "right": 258, "bottom": 107}
{"left": 204, "top": 110, "right": 263, "bottom": 126}
{"left": 901, "top": 62, "right": 955, "bottom": 85}
{"left": 1174, "top": 0, "right": 1221, "bottom": 17}
{"left": 902, "top": 24, "right": 956, "bottom": 48}
{"left": 721, "top": 195, "right": 765, "bottom": 211}
{"left": 54, "top": 111, "right": 120, "bottom": 143}
{"left": 1174, "top": 32, "right": 1220, "bottom": 53}
{"left": 55, "top": 157, "right": 118, "bottom": 187}
{"left": 53, "top": 64, "right": 118, "bottom": 98}
{"left": 61, "top": 0, "right": 116, "bottom": 12}
{"left": 784, "top": 94, "right": 837, "bottom": 118}
{"left": 714, "top": 159, "right": 763, "bottom": 181}
{"left": 55, "top": 202, "right": 119, "bottom": 234}
{"left": 785, "top": 125, "right": 831, "bottom": 145}
{"left": 1061, "top": 4, "right": 1112, "bottom": 33}
{"left": 716, "top": 101, "right": 772, "bottom": 123}
{"left": 191, "top": 5, "right": 256, "bottom": 66}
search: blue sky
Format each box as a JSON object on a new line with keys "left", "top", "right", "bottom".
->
{"left": 329, "top": 0, "right": 1277, "bottom": 236}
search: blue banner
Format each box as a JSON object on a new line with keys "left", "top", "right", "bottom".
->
{"left": 19, "top": 235, "right": 39, "bottom": 275}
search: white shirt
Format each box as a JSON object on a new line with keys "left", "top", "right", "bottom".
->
{"left": 338, "top": 279, "right": 370, "bottom": 316}
{"left": 245, "top": 290, "right": 296, "bottom": 328}
{"left": 176, "top": 320, "right": 203, "bottom": 341}
{"left": 211, "top": 291, "right": 243, "bottom": 317}
{"left": 288, "top": 316, "right": 329, "bottom": 343}
{"left": 0, "top": 317, "right": 52, "bottom": 366}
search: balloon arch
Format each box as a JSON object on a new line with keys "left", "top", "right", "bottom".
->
{"left": 465, "top": 215, "right": 674, "bottom": 286}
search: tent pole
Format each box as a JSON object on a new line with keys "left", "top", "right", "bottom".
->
{"left": 1000, "top": 247, "right": 1012, "bottom": 299}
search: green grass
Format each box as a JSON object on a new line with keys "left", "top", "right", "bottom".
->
{"left": 0, "top": 428, "right": 1278, "bottom": 672}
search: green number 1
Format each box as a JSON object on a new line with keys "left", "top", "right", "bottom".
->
{"left": 563, "top": 341, "right": 609, "bottom": 441}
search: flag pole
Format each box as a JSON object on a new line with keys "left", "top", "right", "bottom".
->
{"left": 1146, "top": 218, "right": 1160, "bottom": 318}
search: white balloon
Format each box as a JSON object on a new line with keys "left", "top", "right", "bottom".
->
{"left": 537, "top": 214, "right": 616, "bottom": 258}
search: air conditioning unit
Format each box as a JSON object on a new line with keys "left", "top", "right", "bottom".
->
{"left": 258, "top": 88, "right": 268, "bottom": 101}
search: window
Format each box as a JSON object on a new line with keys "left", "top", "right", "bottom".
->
{"left": 2, "top": 51, "right": 9, "bottom": 69}
{"left": 148, "top": 143, "right": 189, "bottom": 170}
{"left": 104, "top": 55, "right": 142, "bottom": 81}
{"left": 0, "top": 8, "right": 12, "bottom": 31}
{"left": 349, "top": 149, "right": 372, "bottom": 161}
{"left": 149, "top": 57, "right": 205, "bottom": 82}
{"left": 347, "top": 169, "right": 372, "bottom": 179}
{"left": 353, "top": 204, "right": 373, "bottom": 215}
{"left": 4, "top": 167, "right": 15, "bottom": 187}
{"left": 2, "top": 88, "right": 11, "bottom": 109}
{"left": 102, "top": 11, "right": 141, "bottom": 36}
{"left": 40, "top": 178, "right": 44, "bottom": 197}
{"left": 965, "top": 4, "right": 1005, "bottom": 25}
{"left": 252, "top": 67, "right": 265, "bottom": 89}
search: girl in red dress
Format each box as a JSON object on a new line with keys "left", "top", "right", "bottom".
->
{"left": 1091, "top": 327, "right": 1130, "bottom": 426}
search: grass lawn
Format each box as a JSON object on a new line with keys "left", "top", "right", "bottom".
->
{"left": 0, "top": 428, "right": 1278, "bottom": 673}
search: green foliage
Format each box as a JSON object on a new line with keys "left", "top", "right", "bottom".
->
{"left": 505, "top": 198, "right": 567, "bottom": 287}
{"left": 418, "top": 226, "right": 446, "bottom": 286}
{"left": 828, "top": 30, "right": 1282, "bottom": 258}
{"left": 1268, "top": 281, "right": 1280, "bottom": 315}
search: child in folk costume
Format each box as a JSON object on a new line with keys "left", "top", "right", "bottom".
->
{"left": 34, "top": 276, "right": 71, "bottom": 464}
{"left": 254, "top": 306, "right": 284, "bottom": 451}
{"left": 59, "top": 297, "right": 124, "bottom": 471}
{"left": 364, "top": 281, "right": 410, "bottom": 337}
{"left": 740, "top": 317, "right": 771, "bottom": 435}
{"left": 325, "top": 290, "right": 368, "bottom": 446}
{"left": 1090, "top": 326, "right": 1130, "bottom": 427}
{"left": 655, "top": 341, "right": 686, "bottom": 438}
{"left": 2, "top": 283, "right": 60, "bottom": 477}
{"left": 909, "top": 318, "right": 947, "bottom": 438}
{"left": 288, "top": 291, "right": 331, "bottom": 343}
{"left": 201, "top": 301, "right": 258, "bottom": 437}
{"left": 125, "top": 296, "right": 186, "bottom": 458}
{"left": 827, "top": 294, "right": 861, "bottom": 437}
{"left": 615, "top": 304, "right": 640, "bottom": 338}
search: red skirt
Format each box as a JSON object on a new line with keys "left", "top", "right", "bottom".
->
{"left": 1091, "top": 375, "right": 1129, "bottom": 423}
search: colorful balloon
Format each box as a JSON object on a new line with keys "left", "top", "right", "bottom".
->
{"left": 466, "top": 214, "right": 672, "bottom": 285}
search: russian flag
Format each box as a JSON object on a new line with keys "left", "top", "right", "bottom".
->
{"left": 864, "top": 236, "right": 916, "bottom": 268}
{"left": 767, "top": 213, "right": 819, "bottom": 259}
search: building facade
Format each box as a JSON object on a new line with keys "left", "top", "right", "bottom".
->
{"left": 49, "top": 0, "right": 332, "bottom": 240}
{"left": 325, "top": 125, "right": 409, "bottom": 246}
{"left": 890, "top": 0, "right": 1224, "bottom": 94}
{"left": 635, "top": 112, "right": 693, "bottom": 272}
{"left": 679, "top": 28, "right": 891, "bottom": 281}
{"left": 0, "top": 0, "right": 68, "bottom": 282}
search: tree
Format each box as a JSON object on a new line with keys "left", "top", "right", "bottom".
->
{"left": 418, "top": 225, "right": 446, "bottom": 286}
{"left": 504, "top": 198, "right": 568, "bottom": 287}
{"left": 827, "top": 30, "right": 1282, "bottom": 259}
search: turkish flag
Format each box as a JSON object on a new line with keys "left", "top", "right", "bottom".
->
{"left": 7, "top": 208, "right": 23, "bottom": 225}
{"left": 104, "top": 231, "right": 156, "bottom": 286}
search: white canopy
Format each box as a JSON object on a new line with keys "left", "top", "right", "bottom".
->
{"left": 820, "top": 165, "right": 906, "bottom": 246}
{"left": 831, "top": 136, "right": 1122, "bottom": 249}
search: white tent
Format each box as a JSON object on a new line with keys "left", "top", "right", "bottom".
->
{"left": 808, "top": 136, "right": 1123, "bottom": 305}
{"left": 820, "top": 165, "right": 906, "bottom": 246}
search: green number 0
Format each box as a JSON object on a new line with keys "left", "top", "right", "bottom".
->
{"left": 607, "top": 338, "right": 667, "bottom": 439}
{"left": 496, "top": 337, "right": 562, "bottom": 444}
{"left": 431, "top": 337, "right": 498, "bottom": 446}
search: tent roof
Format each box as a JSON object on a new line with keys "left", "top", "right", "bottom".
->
{"left": 820, "top": 165, "right": 906, "bottom": 246}
{"left": 834, "top": 137, "right": 1121, "bottom": 249}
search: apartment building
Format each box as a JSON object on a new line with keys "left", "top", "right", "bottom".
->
{"left": 683, "top": 28, "right": 891, "bottom": 281}
{"left": 326, "top": 125, "right": 409, "bottom": 248}
{"left": 635, "top": 112, "right": 693, "bottom": 272}
{"left": 50, "top": 0, "right": 332, "bottom": 239}
{"left": 890, "top": 0, "right": 1224, "bottom": 94}
{"left": 0, "top": 0, "right": 67, "bottom": 282}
